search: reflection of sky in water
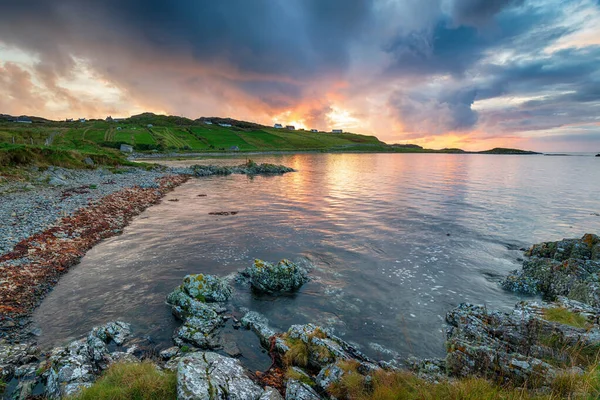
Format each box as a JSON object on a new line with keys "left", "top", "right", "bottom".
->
{"left": 32, "top": 154, "right": 600, "bottom": 363}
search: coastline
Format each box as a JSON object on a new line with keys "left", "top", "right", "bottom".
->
{"left": 0, "top": 172, "right": 189, "bottom": 341}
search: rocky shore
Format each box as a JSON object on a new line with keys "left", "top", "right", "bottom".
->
{"left": 2, "top": 234, "right": 600, "bottom": 399}
{"left": 0, "top": 161, "right": 295, "bottom": 343}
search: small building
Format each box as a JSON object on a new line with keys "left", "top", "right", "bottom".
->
{"left": 311, "top": 129, "right": 318, "bottom": 133}
{"left": 332, "top": 129, "right": 343, "bottom": 134}
{"left": 116, "top": 127, "right": 122, "bottom": 130}
{"left": 274, "top": 123, "right": 283, "bottom": 129}
{"left": 147, "top": 124, "right": 153, "bottom": 128}
{"left": 105, "top": 116, "right": 113, "bottom": 122}
{"left": 114, "top": 118, "right": 125, "bottom": 122}
{"left": 16, "top": 117, "right": 32, "bottom": 124}
{"left": 219, "top": 123, "right": 232, "bottom": 127}
{"left": 204, "top": 121, "right": 213, "bottom": 125}
{"left": 286, "top": 125, "right": 296, "bottom": 130}
{"left": 120, "top": 144, "right": 134, "bottom": 153}
{"left": 79, "top": 118, "right": 86, "bottom": 123}
{"left": 66, "top": 118, "right": 73, "bottom": 122}
{"left": 229, "top": 146, "right": 240, "bottom": 152}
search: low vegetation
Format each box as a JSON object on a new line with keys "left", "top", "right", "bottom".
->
{"left": 542, "top": 307, "right": 589, "bottom": 328}
{"left": 326, "top": 361, "right": 600, "bottom": 400}
{"left": 71, "top": 362, "right": 177, "bottom": 400}
{"left": 0, "top": 113, "right": 539, "bottom": 156}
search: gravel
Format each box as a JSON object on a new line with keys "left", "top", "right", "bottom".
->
{"left": 0, "top": 166, "right": 171, "bottom": 257}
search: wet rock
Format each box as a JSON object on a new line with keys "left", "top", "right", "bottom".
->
{"left": 242, "top": 259, "right": 309, "bottom": 294}
{"left": 83, "top": 157, "right": 95, "bottom": 166}
{"left": 241, "top": 311, "right": 278, "bottom": 347}
{"left": 445, "top": 298, "right": 600, "bottom": 387}
{"left": 285, "top": 379, "right": 322, "bottom": 400}
{"left": 502, "top": 234, "right": 600, "bottom": 306}
{"left": 181, "top": 274, "right": 233, "bottom": 303}
{"left": 177, "top": 352, "right": 264, "bottom": 400}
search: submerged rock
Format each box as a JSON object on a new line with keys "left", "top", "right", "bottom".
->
{"left": 242, "top": 259, "right": 309, "bottom": 294}
{"left": 177, "top": 352, "right": 264, "bottom": 400}
{"left": 241, "top": 311, "right": 279, "bottom": 347}
{"left": 502, "top": 234, "right": 600, "bottom": 306}
{"left": 186, "top": 162, "right": 295, "bottom": 177}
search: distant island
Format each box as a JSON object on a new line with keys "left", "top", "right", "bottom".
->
{"left": 0, "top": 112, "right": 539, "bottom": 164}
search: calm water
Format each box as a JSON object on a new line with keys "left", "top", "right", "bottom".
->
{"left": 32, "top": 154, "right": 600, "bottom": 365}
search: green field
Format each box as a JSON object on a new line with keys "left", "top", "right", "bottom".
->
{"left": 0, "top": 114, "right": 390, "bottom": 154}
{"left": 0, "top": 113, "right": 539, "bottom": 161}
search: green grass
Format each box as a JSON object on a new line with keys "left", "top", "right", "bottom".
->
{"left": 543, "top": 307, "right": 589, "bottom": 328}
{"left": 327, "top": 361, "right": 600, "bottom": 400}
{"left": 70, "top": 362, "right": 177, "bottom": 400}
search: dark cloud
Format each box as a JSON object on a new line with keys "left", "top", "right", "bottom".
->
{"left": 451, "top": 0, "right": 525, "bottom": 26}
{"left": 389, "top": 87, "right": 478, "bottom": 134}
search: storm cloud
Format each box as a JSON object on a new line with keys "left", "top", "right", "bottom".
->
{"left": 0, "top": 0, "right": 599, "bottom": 150}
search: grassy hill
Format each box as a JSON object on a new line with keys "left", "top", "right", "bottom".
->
{"left": 0, "top": 113, "right": 541, "bottom": 164}
{"left": 0, "top": 113, "right": 388, "bottom": 154}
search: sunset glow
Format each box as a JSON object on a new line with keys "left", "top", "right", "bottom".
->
{"left": 1, "top": 0, "right": 599, "bottom": 152}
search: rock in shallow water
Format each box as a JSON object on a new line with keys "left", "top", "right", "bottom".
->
{"left": 502, "top": 233, "right": 600, "bottom": 306}
{"left": 242, "top": 259, "right": 309, "bottom": 294}
{"left": 181, "top": 273, "right": 233, "bottom": 302}
{"left": 177, "top": 352, "right": 264, "bottom": 400}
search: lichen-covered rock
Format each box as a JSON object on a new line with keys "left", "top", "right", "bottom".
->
{"left": 405, "top": 357, "right": 447, "bottom": 382}
{"left": 177, "top": 352, "right": 264, "bottom": 400}
{"left": 502, "top": 234, "right": 600, "bottom": 306}
{"left": 241, "top": 311, "right": 278, "bottom": 347}
{"left": 260, "top": 386, "right": 285, "bottom": 400}
{"left": 285, "top": 379, "right": 322, "bottom": 400}
{"left": 242, "top": 259, "right": 309, "bottom": 294}
{"left": 181, "top": 274, "right": 233, "bottom": 302}
{"left": 0, "top": 342, "right": 38, "bottom": 379}
{"left": 160, "top": 346, "right": 181, "bottom": 360}
{"left": 43, "top": 321, "right": 132, "bottom": 399}
{"left": 445, "top": 298, "right": 600, "bottom": 387}
{"left": 315, "top": 363, "right": 344, "bottom": 391}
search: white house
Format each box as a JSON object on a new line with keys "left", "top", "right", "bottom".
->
{"left": 311, "top": 129, "right": 318, "bottom": 132}
{"left": 204, "top": 121, "right": 213, "bottom": 125}
{"left": 274, "top": 123, "right": 283, "bottom": 129}
{"left": 120, "top": 144, "right": 134, "bottom": 153}
{"left": 219, "top": 123, "right": 232, "bottom": 127}
{"left": 79, "top": 118, "right": 86, "bottom": 123}
{"left": 332, "top": 129, "right": 343, "bottom": 133}
{"left": 16, "top": 117, "right": 32, "bottom": 124}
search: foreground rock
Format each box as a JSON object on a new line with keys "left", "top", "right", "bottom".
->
{"left": 241, "top": 259, "right": 309, "bottom": 294}
{"left": 166, "top": 274, "right": 232, "bottom": 349}
{"left": 445, "top": 297, "right": 600, "bottom": 387}
{"left": 502, "top": 233, "right": 600, "bottom": 306}
{"left": 177, "top": 352, "right": 264, "bottom": 400}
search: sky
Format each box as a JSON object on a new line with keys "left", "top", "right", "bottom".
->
{"left": 0, "top": 0, "right": 599, "bottom": 151}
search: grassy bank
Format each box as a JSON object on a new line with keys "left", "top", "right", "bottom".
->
{"left": 0, "top": 113, "right": 539, "bottom": 155}
{"left": 71, "top": 360, "right": 600, "bottom": 400}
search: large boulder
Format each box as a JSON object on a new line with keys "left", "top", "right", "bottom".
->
{"left": 177, "top": 352, "right": 264, "bottom": 400}
{"left": 242, "top": 259, "right": 309, "bottom": 294}
{"left": 285, "top": 379, "right": 322, "bottom": 400}
{"left": 502, "top": 234, "right": 600, "bottom": 306}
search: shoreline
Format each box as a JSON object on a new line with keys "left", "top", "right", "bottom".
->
{"left": 0, "top": 173, "right": 189, "bottom": 341}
